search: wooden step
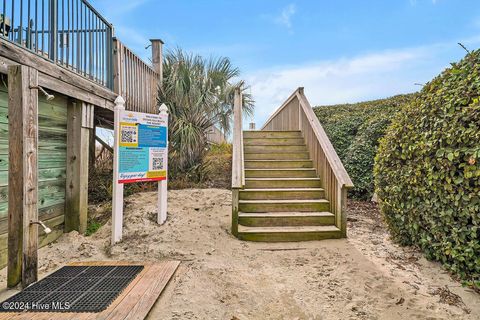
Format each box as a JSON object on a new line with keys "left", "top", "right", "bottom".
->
{"left": 245, "top": 168, "right": 317, "bottom": 178}
{"left": 245, "top": 178, "right": 322, "bottom": 189}
{"left": 239, "top": 199, "right": 330, "bottom": 213}
{"left": 245, "top": 160, "right": 313, "bottom": 169}
{"left": 243, "top": 130, "right": 302, "bottom": 139}
{"left": 244, "top": 152, "right": 310, "bottom": 160}
{"left": 244, "top": 145, "right": 307, "bottom": 154}
{"left": 238, "top": 212, "right": 335, "bottom": 227}
{"left": 239, "top": 188, "right": 324, "bottom": 200}
{"left": 244, "top": 137, "right": 305, "bottom": 146}
{"left": 236, "top": 225, "right": 342, "bottom": 242}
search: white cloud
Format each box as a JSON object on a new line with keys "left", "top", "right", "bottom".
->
{"left": 244, "top": 40, "right": 479, "bottom": 127}
{"left": 275, "top": 4, "right": 296, "bottom": 29}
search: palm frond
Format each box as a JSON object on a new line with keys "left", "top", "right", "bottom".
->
{"left": 159, "top": 48, "right": 255, "bottom": 175}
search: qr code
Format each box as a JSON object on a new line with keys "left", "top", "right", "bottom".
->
{"left": 121, "top": 126, "right": 137, "bottom": 144}
{"left": 152, "top": 156, "right": 164, "bottom": 170}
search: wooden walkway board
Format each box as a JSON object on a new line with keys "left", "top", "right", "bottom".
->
{"left": 0, "top": 260, "right": 180, "bottom": 320}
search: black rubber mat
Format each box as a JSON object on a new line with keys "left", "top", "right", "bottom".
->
{"left": 0, "top": 265, "right": 144, "bottom": 313}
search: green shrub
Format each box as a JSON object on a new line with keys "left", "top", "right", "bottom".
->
{"left": 86, "top": 220, "right": 102, "bottom": 236}
{"left": 374, "top": 50, "right": 480, "bottom": 287}
{"left": 314, "top": 94, "right": 414, "bottom": 199}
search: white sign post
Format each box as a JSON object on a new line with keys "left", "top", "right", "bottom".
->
{"left": 158, "top": 103, "right": 168, "bottom": 224}
{"left": 112, "top": 96, "right": 125, "bottom": 245}
{"left": 111, "top": 97, "right": 169, "bottom": 245}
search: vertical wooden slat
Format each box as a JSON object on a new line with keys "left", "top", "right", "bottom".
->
{"left": 134, "top": 54, "right": 138, "bottom": 111}
{"left": 125, "top": 49, "right": 130, "bottom": 107}
{"left": 142, "top": 63, "right": 146, "bottom": 111}
{"left": 7, "top": 65, "right": 39, "bottom": 288}
{"left": 138, "top": 57, "right": 142, "bottom": 111}
{"left": 112, "top": 38, "right": 121, "bottom": 96}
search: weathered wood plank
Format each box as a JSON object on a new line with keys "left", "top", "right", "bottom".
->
{"left": 0, "top": 203, "right": 64, "bottom": 234}
{"left": 0, "top": 154, "right": 66, "bottom": 171}
{"left": 113, "top": 261, "right": 179, "bottom": 320}
{"left": 7, "top": 65, "right": 39, "bottom": 288}
{"left": 6, "top": 65, "right": 25, "bottom": 288}
{"left": 0, "top": 180, "right": 66, "bottom": 218}
{"left": 23, "top": 68, "right": 39, "bottom": 288}
{"left": 0, "top": 215, "right": 65, "bottom": 249}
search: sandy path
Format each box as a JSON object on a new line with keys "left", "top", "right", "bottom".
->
{"left": 0, "top": 189, "right": 478, "bottom": 319}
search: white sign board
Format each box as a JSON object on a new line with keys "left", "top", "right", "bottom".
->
{"left": 111, "top": 97, "right": 169, "bottom": 244}
{"left": 117, "top": 110, "right": 168, "bottom": 183}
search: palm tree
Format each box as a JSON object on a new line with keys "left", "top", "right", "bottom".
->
{"left": 159, "top": 48, "right": 254, "bottom": 177}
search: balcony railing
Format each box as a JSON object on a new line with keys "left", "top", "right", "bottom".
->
{"left": 1, "top": 0, "right": 113, "bottom": 88}
{"left": 113, "top": 38, "right": 160, "bottom": 114}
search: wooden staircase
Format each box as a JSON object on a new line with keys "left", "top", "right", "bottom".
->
{"left": 237, "top": 130, "right": 341, "bottom": 241}
{"left": 231, "top": 88, "right": 353, "bottom": 242}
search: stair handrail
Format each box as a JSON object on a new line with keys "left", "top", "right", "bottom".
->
{"left": 261, "top": 87, "right": 353, "bottom": 236}
{"left": 296, "top": 88, "right": 353, "bottom": 188}
{"left": 231, "top": 87, "right": 244, "bottom": 236}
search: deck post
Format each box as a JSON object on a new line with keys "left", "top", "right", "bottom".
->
{"left": 150, "top": 39, "right": 164, "bottom": 84}
{"left": 151, "top": 39, "right": 167, "bottom": 224}
{"left": 65, "top": 101, "right": 93, "bottom": 234}
{"left": 7, "top": 65, "right": 39, "bottom": 288}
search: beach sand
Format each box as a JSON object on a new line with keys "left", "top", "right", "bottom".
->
{"left": 0, "top": 188, "right": 478, "bottom": 319}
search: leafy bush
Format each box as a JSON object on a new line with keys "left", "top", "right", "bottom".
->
{"left": 374, "top": 50, "right": 480, "bottom": 287}
{"left": 314, "top": 94, "right": 414, "bottom": 199}
{"left": 168, "top": 142, "right": 232, "bottom": 189}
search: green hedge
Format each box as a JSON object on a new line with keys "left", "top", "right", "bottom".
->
{"left": 374, "top": 50, "right": 480, "bottom": 287}
{"left": 314, "top": 94, "right": 414, "bottom": 199}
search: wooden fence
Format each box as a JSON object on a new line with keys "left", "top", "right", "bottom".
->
{"left": 113, "top": 38, "right": 160, "bottom": 114}
{"left": 262, "top": 88, "right": 353, "bottom": 236}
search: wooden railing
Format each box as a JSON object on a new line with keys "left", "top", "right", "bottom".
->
{"left": 262, "top": 87, "right": 353, "bottom": 236}
{"left": 231, "top": 87, "right": 244, "bottom": 236}
{"left": 113, "top": 38, "right": 159, "bottom": 114}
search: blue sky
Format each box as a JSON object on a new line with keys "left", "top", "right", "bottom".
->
{"left": 91, "top": 0, "right": 480, "bottom": 126}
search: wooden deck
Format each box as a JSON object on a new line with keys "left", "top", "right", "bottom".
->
{"left": 0, "top": 260, "right": 180, "bottom": 320}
